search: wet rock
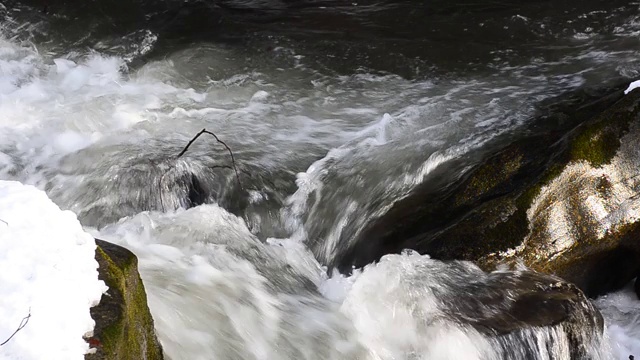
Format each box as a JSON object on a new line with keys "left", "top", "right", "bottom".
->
{"left": 85, "top": 239, "right": 163, "bottom": 360}
{"left": 442, "top": 266, "right": 603, "bottom": 342}
{"left": 488, "top": 88, "right": 640, "bottom": 297}
{"left": 348, "top": 254, "right": 605, "bottom": 359}
{"left": 635, "top": 277, "right": 640, "bottom": 300}
{"left": 464, "top": 270, "right": 602, "bottom": 335}
{"left": 461, "top": 270, "right": 604, "bottom": 359}
{"left": 341, "top": 85, "right": 640, "bottom": 297}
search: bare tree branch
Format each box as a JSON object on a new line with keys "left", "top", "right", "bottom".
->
{"left": 177, "top": 129, "right": 242, "bottom": 188}
{"left": 155, "top": 129, "right": 243, "bottom": 212}
{"left": 158, "top": 171, "right": 167, "bottom": 212}
{"left": 1, "top": 310, "right": 31, "bottom": 346}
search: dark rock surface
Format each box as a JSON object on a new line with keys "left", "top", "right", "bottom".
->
{"left": 340, "top": 87, "right": 640, "bottom": 297}
{"left": 461, "top": 270, "right": 603, "bottom": 336}
{"left": 85, "top": 239, "right": 163, "bottom": 360}
{"left": 361, "top": 254, "right": 605, "bottom": 359}
{"left": 467, "top": 270, "right": 604, "bottom": 359}
{"left": 492, "top": 88, "right": 640, "bottom": 297}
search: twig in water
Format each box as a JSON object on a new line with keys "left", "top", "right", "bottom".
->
{"left": 1, "top": 309, "right": 31, "bottom": 346}
{"left": 177, "top": 129, "right": 242, "bottom": 188}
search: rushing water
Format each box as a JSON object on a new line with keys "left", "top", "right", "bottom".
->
{"left": 2, "top": 1, "right": 640, "bottom": 359}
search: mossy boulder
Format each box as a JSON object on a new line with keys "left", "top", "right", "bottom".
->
{"left": 485, "top": 88, "right": 640, "bottom": 297}
{"left": 339, "top": 85, "right": 640, "bottom": 297}
{"left": 336, "top": 85, "right": 627, "bottom": 270}
{"left": 85, "top": 239, "right": 163, "bottom": 360}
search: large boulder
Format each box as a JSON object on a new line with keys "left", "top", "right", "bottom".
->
{"left": 85, "top": 239, "right": 163, "bottom": 360}
{"left": 482, "top": 88, "right": 640, "bottom": 297}
{"left": 339, "top": 85, "right": 640, "bottom": 297}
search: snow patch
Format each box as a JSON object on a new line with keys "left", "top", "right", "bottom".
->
{"left": 625, "top": 80, "right": 640, "bottom": 94}
{"left": 0, "top": 181, "right": 105, "bottom": 360}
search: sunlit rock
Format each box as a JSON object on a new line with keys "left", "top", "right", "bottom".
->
{"left": 489, "top": 88, "right": 640, "bottom": 296}
{"left": 346, "top": 86, "right": 640, "bottom": 297}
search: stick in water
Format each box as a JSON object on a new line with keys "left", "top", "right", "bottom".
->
{"left": 177, "top": 129, "right": 242, "bottom": 188}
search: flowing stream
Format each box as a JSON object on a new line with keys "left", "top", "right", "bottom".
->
{"left": 2, "top": 1, "right": 640, "bottom": 359}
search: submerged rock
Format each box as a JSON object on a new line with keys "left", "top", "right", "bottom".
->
{"left": 343, "top": 253, "right": 605, "bottom": 359}
{"left": 85, "top": 239, "right": 163, "bottom": 360}
{"left": 51, "top": 142, "right": 247, "bottom": 228}
{"left": 342, "top": 85, "right": 640, "bottom": 297}
{"left": 463, "top": 270, "right": 602, "bottom": 335}
{"left": 456, "top": 269, "right": 605, "bottom": 359}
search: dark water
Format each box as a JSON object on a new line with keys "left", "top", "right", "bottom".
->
{"left": 7, "top": 0, "right": 640, "bottom": 76}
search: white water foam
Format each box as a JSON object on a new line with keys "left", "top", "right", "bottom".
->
{"left": 92, "top": 205, "right": 365, "bottom": 360}
{"left": 95, "top": 203, "right": 616, "bottom": 360}
{"left": 595, "top": 283, "right": 640, "bottom": 359}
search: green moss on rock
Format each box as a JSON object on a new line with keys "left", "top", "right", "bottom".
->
{"left": 567, "top": 87, "right": 640, "bottom": 167}
{"left": 430, "top": 89, "right": 640, "bottom": 295}
{"left": 570, "top": 117, "right": 626, "bottom": 167}
{"left": 571, "top": 126, "right": 616, "bottom": 166}
{"left": 86, "top": 240, "right": 163, "bottom": 360}
{"left": 341, "top": 86, "right": 640, "bottom": 296}
{"left": 455, "top": 151, "right": 523, "bottom": 206}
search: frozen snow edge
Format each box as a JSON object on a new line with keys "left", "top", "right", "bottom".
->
{"left": 0, "top": 180, "right": 106, "bottom": 360}
{"left": 624, "top": 80, "right": 640, "bottom": 95}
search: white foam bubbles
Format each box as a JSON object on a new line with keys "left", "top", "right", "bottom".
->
{"left": 336, "top": 252, "right": 493, "bottom": 360}
{"left": 92, "top": 205, "right": 363, "bottom": 360}
{"left": 595, "top": 283, "right": 640, "bottom": 359}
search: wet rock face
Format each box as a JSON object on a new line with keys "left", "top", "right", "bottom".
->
{"left": 495, "top": 89, "right": 640, "bottom": 297}
{"left": 462, "top": 270, "right": 602, "bottom": 335}
{"left": 350, "top": 254, "right": 605, "bottom": 359}
{"left": 336, "top": 86, "right": 627, "bottom": 267}
{"left": 86, "top": 239, "right": 163, "bottom": 360}
{"left": 445, "top": 268, "right": 604, "bottom": 353}
{"left": 341, "top": 86, "right": 640, "bottom": 297}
